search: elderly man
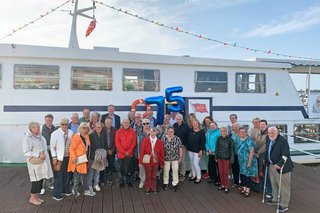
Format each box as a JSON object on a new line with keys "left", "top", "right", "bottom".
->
{"left": 68, "top": 113, "right": 79, "bottom": 134}
{"left": 227, "top": 114, "right": 238, "bottom": 136}
{"left": 265, "top": 127, "right": 293, "bottom": 213}
{"left": 79, "top": 107, "right": 90, "bottom": 123}
{"left": 101, "top": 104, "right": 121, "bottom": 129}
{"left": 115, "top": 119, "right": 137, "bottom": 187}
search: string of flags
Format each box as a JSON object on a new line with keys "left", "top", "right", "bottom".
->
{"left": 0, "top": 0, "right": 71, "bottom": 41}
{"left": 93, "top": 0, "right": 320, "bottom": 61}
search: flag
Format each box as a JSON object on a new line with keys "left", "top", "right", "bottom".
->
{"left": 192, "top": 103, "right": 208, "bottom": 113}
{"left": 86, "top": 19, "right": 96, "bottom": 37}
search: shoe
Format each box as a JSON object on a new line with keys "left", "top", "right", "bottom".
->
{"left": 153, "top": 190, "right": 159, "bottom": 194}
{"left": 63, "top": 192, "right": 73, "bottom": 197}
{"left": 93, "top": 185, "right": 101, "bottom": 192}
{"left": 173, "top": 185, "right": 178, "bottom": 192}
{"left": 29, "top": 199, "right": 42, "bottom": 206}
{"left": 84, "top": 190, "right": 96, "bottom": 196}
{"left": 145, "top": 190, "right": 150, "bottom": 194}
{"left": 265, "top": 194, "right": 272, "bottom": 199}
{"left": 266, "top": 200, "right": 278, "bottom": 206}
{"left": 242, "top": 191, "right": 251, "bottom": 198}
{"left": 202, "top": 173, "right": 209, "bottom": 180}
{"left": 48, "top": 185, "right": 54, "bottom": 190}
{"left": 218, "top": 186, "right": 225, "bottom": 191}
{"left": 189, "top": 177, "right": 196, "bottom": 181}
{"left": 188, "top": 171, "right": 193, "bottom": 178}
{"left": 194, "top": 179, "right": 201, "bottom": 184}
{"left": 127, "top": 183, "right": 133, "bottom": 187}
{"left": 52, "top": 196, "right": 63, "bottom": 201}
{"left": 179, "top": 176, "right": 185, "bottom": 182}
{"left": 119, "top": 183, "right": 125, "bottom": 188}
{"left": 224, "top": 188, "right": 229, "bottom": 193}
{"left": 107, "top": 180, "right": 113, "bottom": 186}
{"left": 163, "top": 184, "right": 168, "bottom": 190}
{"left": 232, "top": 184, "right": 238, "bottom": 188}
{"left": 72, "top": 189, "right": 80, "bottom": 197}
{"left": 278, "top": 206, "right": 288, "bottom": 212}
{"left": 100, "top": 183, "right": 105, "bottom": 188}
{"left": 40, "top": 188, "right": 45, "bottom": 195}
{"left": 139, "top": 182, "right": 144, "bottom": 189}
{"left": 214, "top": 182, "right": 221, "bottom": 186}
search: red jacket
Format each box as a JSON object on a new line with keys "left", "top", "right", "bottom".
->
{"left": 139, "top": 137, "right": 164, "bottom": 167}
{"left": 115, "top": 127, "right": 137, "bottom": 159}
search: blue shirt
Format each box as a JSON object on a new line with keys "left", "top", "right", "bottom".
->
{"left": 268, "top": 140, "right": 274, "bottom": 163}
{"left": 69, "top": 123, "right": 78, "bottom": 134}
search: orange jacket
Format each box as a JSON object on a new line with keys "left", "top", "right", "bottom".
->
{"left": 67, "top": 133, "right": 90, "bottom": 174}
{"left": 115, "top": 128, "right": 137, "bottom": 159}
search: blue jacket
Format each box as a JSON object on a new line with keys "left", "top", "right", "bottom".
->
{"left": 205, "top": 128, "right": 220, "bottom": 154}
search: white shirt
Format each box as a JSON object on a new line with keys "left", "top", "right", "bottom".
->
{"left": 50, "top": 128, "right": 74, "bottom": 161}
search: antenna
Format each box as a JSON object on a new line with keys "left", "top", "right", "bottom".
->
{"left": 68, "top": 0, "right": 96, "bottom": 49}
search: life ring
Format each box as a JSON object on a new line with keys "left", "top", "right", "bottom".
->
{"left": 131, "top": 99, "right": 151, "bottom": 118}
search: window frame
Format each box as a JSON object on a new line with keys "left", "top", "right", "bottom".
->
{"left": 235, "top": 72, "right": 266, "bottom": 93}
{"left": 122, "top": 68, "right": 160, "bottom": 92}
{"left": 293, "top": 123, "right": 320, "bottom": 144}
{"left": 194, "top": 71, "right": 228, "bottom": 93}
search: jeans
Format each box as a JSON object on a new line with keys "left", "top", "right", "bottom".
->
{"left": 87, "top": 166, "right": 100, "bottom": 187}
{"left": 53, "top": 157, "right": 71, "bottom": 198}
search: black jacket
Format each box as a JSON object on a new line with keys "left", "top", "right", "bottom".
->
{"left": 173, "top": 122, "right": 189, "bottom": 146}
{"left": 101, "top": 113, "right": 121, "bottom": 129}
{"left": 89, "top": 131, "right": 106, "bottom": 161}
{"left": 187, "top": 129, "right": 205, "bottom": 153}
{"left": 102, "top": 126, "right": 117, "bottom": 153}
{"left": 265, "top": 134, "right": 294, "bottom": 174}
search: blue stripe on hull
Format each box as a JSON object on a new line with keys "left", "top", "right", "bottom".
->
{"left": 3, "top": 105, "right": 308, "bottom": 118}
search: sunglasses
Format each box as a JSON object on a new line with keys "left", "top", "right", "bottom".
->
{"left": 143, "top": 123, "right": 150, "bottom": 125}
{"left": 61, "top": 124, "right": 68, "bottom": 126}
{"left": 82, "top": 127, "right": 88, "bottom": 129}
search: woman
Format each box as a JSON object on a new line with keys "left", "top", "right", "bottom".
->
{"left": 139, "top": 127, "right": 164, "bottom": 194}
{"left": 206, "top": 121, "right": 221, "bottom": 185}
{"left": 89, "top": 111, "right": 100, "bottom": 131}
{"left": 202, "top": 116, "right": 213, "bottom": 180}
{"left": 187, "top": 113, "right": 197, "bottom": 128}
{"left": 187, "top": 120, "right": 205, "bottom": 183}
{"left": 235, "top": 127, "right": 258, "bottom": 197}
{"left": 231, "top": 123, "right": 241, "bottom": 188}
{"left": 88, "top": 122, "right": 106, "bottom": 192}
{"left": 68, "top": 122, "right": 95, "bottom": 196}
{"left": 22, "top": 121, "right": 53, "bottom": 205}
{"left": 156, "top": 114, "right": 171, "bottom": 139}
{"left": 215, "top": 127, "right": 234, "bottom": 193}
{"left": 50, "top": 118, "right": 74, "bottom": 201}
{"left": 162, "top": 126, "right": 182, "bottom": 192}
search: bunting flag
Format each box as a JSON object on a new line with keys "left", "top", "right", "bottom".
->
{"left": 86, "top": 19, "right": 97, "bottom": 37}
{"left": 94, "top": 1, "right": 320, "bottom": 61}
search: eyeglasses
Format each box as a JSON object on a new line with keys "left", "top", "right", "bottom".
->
{"left": 82, "top": 127, "right": 88, "bottom": 129}
{"left": 167, "top": 130, "right": 174, "bottom": 133}
{"left": 143, "top": 123, "right": 150, "bottom": 125}
{"left": 61, "top": 124, "right": 68, "bottom": 126}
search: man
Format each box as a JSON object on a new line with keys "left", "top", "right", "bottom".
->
{"left": 50, "top": 118, "right": 73, "bottom": 201}
{"left": 169, "top": 112, "right": 177, "bottom": 126}
{"left": 115, "top": 119, "right": 137, "bottom": 187}
{"left": 79, "top": 107, "right": 90, "bottom": 123}
{"left": 173, "top": 113, "right": 189, "bottom": 182}
{"left": 227, "top": 114, "right": 238, "bottom": 136}
{"left": 146, "top": 109, "right": 157, "bottom": 128}
{"left": 101, "top": 104, "right": 121, "bottom": 129}
{"left": 68, "top": 113, "right": 79, "bottom": 134}
{"left": 265, "top": 127, "right": 294, "bottom": 213}
{"left": 101, "top": 117, "right": 117, "bottom": 185}
{"left": 41, "top": 114, "right": 57, "bottom": 194}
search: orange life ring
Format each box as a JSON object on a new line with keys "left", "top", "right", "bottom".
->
{"left": 131, "top": 99, "right": 151, "bottom": 118}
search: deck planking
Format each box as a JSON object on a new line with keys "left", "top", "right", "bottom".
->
{"left": 0, "top": 163, "right": 319, "bottom": 213}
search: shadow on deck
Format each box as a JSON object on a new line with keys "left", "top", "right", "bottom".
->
{"left": 0, "top": 163, "right": 319, "bottom": 213}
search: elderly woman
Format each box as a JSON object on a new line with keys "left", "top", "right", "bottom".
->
{"left": 89, "top": 111, "right": 100, "bottom": 131}
{"left": 206, "top": 121, "right": 221, "bottom": 185}
{"left": 187, "top": 119, "right": 205, "bottom": 183}
{"left": 156, "top": 114, "right": 171, "bottom": 139}
{"left": 139, "top": 127, "right": 164, "bottom": 194}
{"left": 22, "top": 121, "right": 53, "bottom": 205}
{"left": 88, "top": 122, "right": 106, "bottom": 192}
{"left": 162, "top": 126, "right": 182, "bottom": 192}
{"left": 50, "top": 118, "right": 74, "bottom": 201}
{"left": 235, "top": 127, "right": 258, "bottom": 197}
{"left": 68, "top": 122, "right": 95, "bottom": 196}
{"left": 231, "top": 123, "right": 241, "bottom": 188}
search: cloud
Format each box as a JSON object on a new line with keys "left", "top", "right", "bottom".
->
{"left": 183, "top": 0, "right": 257, "bottom": 9}
{"left": 246, "top": 3, "right": 320, "bottom": 37}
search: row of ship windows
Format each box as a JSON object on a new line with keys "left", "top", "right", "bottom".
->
{"left": 0, "top": 64, "right": 266, "bottom": 93}
{"left": 275, "top": 124, "right": 320, "bottom": 144}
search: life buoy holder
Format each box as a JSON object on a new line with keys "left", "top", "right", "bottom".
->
{"left": 131, "top": 99, "right": 151, "bottom": 118}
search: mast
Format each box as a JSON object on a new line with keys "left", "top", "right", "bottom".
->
{"left": 68, "top": 0, "right": 96, "bottom": 48}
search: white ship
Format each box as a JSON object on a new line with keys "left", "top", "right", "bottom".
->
{"left": 0, "top": 0, "right": 319, "bottom": 164}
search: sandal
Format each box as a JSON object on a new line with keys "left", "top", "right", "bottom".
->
{"left": 242, "top": 191, "right": 251, "bottom": 198}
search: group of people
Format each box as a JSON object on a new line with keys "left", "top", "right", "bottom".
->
{"left": 22, "top": 105, "right": 293, "bottom": 212}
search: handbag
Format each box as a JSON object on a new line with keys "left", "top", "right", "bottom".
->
{"left": 142, "top": 154, "right": 151, "bottom": 164}
{"left": 29, "top": 156, "right": 44, "bottom": 165}
{"left": 76, "top": 154, "right": 88, "bottom": 165}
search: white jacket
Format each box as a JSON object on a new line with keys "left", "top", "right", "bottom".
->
{"left": 50, "top": 128, "right": 74, "bottom": 161}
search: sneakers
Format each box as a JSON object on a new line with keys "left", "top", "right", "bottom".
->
{"left": 173, "top": 185, "right": 178, "bottom": 192}
{"left": 278, "top": 206, "right": 289, "bottom": 212}
{"left": 106, "top": 180, "right": 113, "bottom": 186}
{"left": 48, "top": 185, "right": 54, "bottom": 190}
{"left": 265, "top": 194, "right": 272, "bottom": 199}
{"left": 63, "top": 192, "right": 73, "bottom": 197}
{"left": 266, "top": 200, "right": 278, "bottom": 206}
{"left": 52, "top": 196, "right": 63, "bottom": 201}
{"left": 139, "top": 182, "right": 144, "bottom": 189}
{"left": 145, "top": 190, "right": 150, "bottom": 194}
{"left": 72, "top": 189, "right": 80, "bottom": 197}
{"left": 179, "top": 175, "right": 185, "bottom": 182}
{"left": 163, "top": 184, "right": 168, "bottom": 190}
{"left": 93, "top": 185, "right": 101, "bottom": 192}
{"left": 40, "top": 189, "right": 45, "bottom": 195}
{"left": 84, "top": 190, "right": 96, "bottom": 196}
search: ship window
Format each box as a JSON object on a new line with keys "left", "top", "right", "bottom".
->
{"left": 71, "top": 67, "right": 112, "bottom": 90}
{"left": 236, "top": 73, "right": 266, "bottom": 93}
{"left": 14, "top": 64, "right": 59, "bottom": 89}
{"left": 123, "top": 69, "right": 160, "bottom": 91}
{"left": 269, "top": 124, "right": 288, "bottom": 140}
{"left": 195, "top": 71, "right": 228, "bottom": 92}
{"left": 0, "top": 65, "right": 2, "bottom": 88}
{"left": 294, "top": 124, "right": 320, "bottom": 143}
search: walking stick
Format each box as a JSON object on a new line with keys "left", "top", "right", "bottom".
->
{"left": 276, "top": 156, "right": 288, "bottom": 213}
{"left": 262, "top": 163, "right": 269, "bottom": 203}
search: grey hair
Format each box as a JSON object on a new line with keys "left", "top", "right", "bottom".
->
{"left": 268, "top": 126, "right": 278, "bottom": 133}
{"left": 28, "top": 121, "right": 40, "bottom": 131}
{"left": 176, "top": 113, "right": 183, "bottom": 119}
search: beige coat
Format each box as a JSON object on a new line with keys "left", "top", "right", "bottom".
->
{"left": 22, "top": 131, "right": 53, "bottom": 182}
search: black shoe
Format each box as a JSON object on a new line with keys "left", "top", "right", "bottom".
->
{"left": 145, "top": 190, "right": 150, "bottom": 194}
{"left": 194, "top": 179, "right": 201, "bottom": 184}
{"left": 266, "top": 200, "right": 278, "bottom": 206}
{"left": 127, "top": 183, "right": 133, "bottom": 187}
{"left": 214, "top": 182, "right": 221, "bottom": 186}
{"left": 119, "top": 183, "right": 125, "bottom": 188}
{"left": 278, "top": 206, "right": 288, "bottom": 212}
{"left": 163, "top": 184, "right": 168, "bottom": 190}
{"left": 189, "top": 177, "right": 196, "bottom": 181}
{"left": 173, "top": 185, "right": 178, "bottom": 192}
{"left": 218, "top": 186, "right": 225, "bottom": 191}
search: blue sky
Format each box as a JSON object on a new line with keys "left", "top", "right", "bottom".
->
{"left": 1, "top": 0, "right": 320, "bottom": 88}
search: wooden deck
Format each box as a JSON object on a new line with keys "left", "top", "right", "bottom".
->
{"left": 0, "top": 163, "right": 319, "bottom": 213}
